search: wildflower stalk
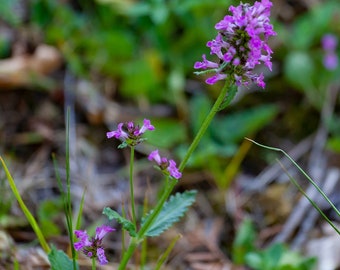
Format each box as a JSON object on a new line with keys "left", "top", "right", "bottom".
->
{"left": 118, "top": 79, "right": 233, "bottom": 269}
{"left": 129, "top": 146, "right": 137, "bottom": 227}
{"left": 115, "top": 1, "right": 276, "bottom": 266}
{"left": 65, "top": 108, "right": 78, "bottom": 270}
{"left": 121, "top": 202, "right": 127, "bottom": 254}
{"left": 92, "top": 257, "right": 96, "bottom": 270}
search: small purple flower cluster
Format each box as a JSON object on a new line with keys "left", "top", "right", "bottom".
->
{"left": 74, "top": 225, "right": 115, "bottom": 265}
{"left": 107, "top": 119, "right": 181, "bottom": 179}
{"left": 322, "top": 34, "right": 338, "bottom": 70}
{"left": 106, "top": 119, "right": 155, "bottom": 147}
{"left": 194, "top": 0, "right": 276, "bottom": 88}
{"left": 148, "top": 149, "right": 182, "bottom": 179}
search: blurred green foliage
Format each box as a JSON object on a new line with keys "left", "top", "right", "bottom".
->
{"left": 275, "top": 0, "right": 340, "bottom": 155}
{"left": 0, "top": 1, "right": 339, "bottom": 268}
{"left": 232, "top": 219, "right": 317, "bottom": 270}
{"left": 0, "top": 0, "right": 22, "bottom": 26}
{"left": 1, "top": 0, "right": 339, "bottom": 183}
{"left": 28, "top": 0, "right": 284, "bottom": 187}
{"left": 279, "top": 0, "right": 340, "bottom": 108}
{"left": 187, "top": 95, "right": 278, "bottom": 164}
{"left": 37, "top": 199, "right": 63, "bottom": 237}
{"left": 29, "top": 0, "right": 238, "bottom": 103}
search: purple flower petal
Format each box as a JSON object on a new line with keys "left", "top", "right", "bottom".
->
{"left": 194, "top": 54, "right": 219, "bottom": 69}
{"left": 107, "top": 123, "right": 128, "bottom": 139}
{"left": 97, "top": 247, "right": 108, "bottom": 265}
{"left": 322, "top": 34, "right": 338, "bottom": 51}
{"left": 206, "top": 73, "right": 227, "bottom": 85}
{"left": 95, "top": 225, "right": 115, "bottom": 241}
{"left": 138, "top": 119, "right": 155, "bottom": 135}
{"left": 74, "top": 230, "right": 91, "bottom": 250}
{"left": 148, "top": 149, "right": 162, "bottom": 165}
{"left": 168, "top": 160, "right": 182, "bottom": 179}
{"left": 323, "top": 53, "right": 338, "bottom": 70}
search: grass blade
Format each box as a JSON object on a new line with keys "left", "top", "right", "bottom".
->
{"left": 0, "top": 156, "right": 50, "bottom": 253}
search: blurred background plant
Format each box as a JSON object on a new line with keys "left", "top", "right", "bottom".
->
{"left": 0, "top": 0, "right": 340, "bottom": 269}
{"left": 232, "top": 219, "right": 316, "bottom": 270}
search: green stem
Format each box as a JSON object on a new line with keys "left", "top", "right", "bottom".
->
{"left": 119, "top": 238, "right": 139, "bottom": 270}
{"left": 137, "top": 177, "right": 175, "bottom": 238}
{"left": 121, "top": 203, "right": 127, "bottom": 255}
{"left": 118, "top": 177, "right": 176, "bottom": 270}
{"left": 65, "top": 108, "right": 78, "bottom": 270}
{"left": 129, "top": 146, "right": 137, "bottom": 227}
{"left": 118, "top": 80, "right": 234, "bottom": 270}
{"left": 92, "top": 257, "right": 96, "bottom": 270}
{"left": 179, "top": 80, "right": 231, "bottom": 171}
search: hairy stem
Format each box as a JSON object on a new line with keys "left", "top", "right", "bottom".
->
{"left": 129, "top": 146, "right": 137, "bottom": 227}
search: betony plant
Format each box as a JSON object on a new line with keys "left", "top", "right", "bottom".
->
{"left": 100, "top": 0, "right": 276, "bottom": 269}
{"left": 0, "top": 0, "right": 277, "bottom": 269}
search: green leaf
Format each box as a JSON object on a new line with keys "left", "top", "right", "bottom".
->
{"left": 120, "top": 55, "right": 163, "bottom": 102}
{"left": 0, "top": 0, "right": 22, "bottom": 26}
{"left": 48, "top": 245, "right": 78, "bottom": 270}
{"left": 142, "top": 190, "right": 197, "bottom": 237}
{"left": 280, "top": 250, "right": 317, "bottom": 269}
{"left": 189, "top": 94, "right": 212, "bottom": 135}
{"left": 103, "top": 207, "right": 137, "bottom": 237}
{"left": 264, "top": 243, "right": 285, "bottom": 269}
{"left": 327, "top": 137, "right": 340, "bottom": 153}
{"left": 146, "top": 119, "right": 187, "bottom": 149}
{"left": 232, "top": 219, "right": 256, "bottom": 265}
{"left": 211, "top": 104, "right": 278, "bottom": 145}
{"left": 290, "top": 15, "right": 316, "bottom": 50}
{"left": 245, "top": 252, "right": 263, "bottom": 269}
{"left": 284, "top": 51, "right": 315, "bottom": 91}
{"left": 37, "top": 199, "right": 62, "bottom": 237}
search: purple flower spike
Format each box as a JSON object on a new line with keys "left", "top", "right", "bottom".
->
{"left": 74, "top": 225, "right": 115, "bottom": 265}
{"left": 194, "top": 0, "right": 276, "bottom": 88}
{"left": 321, "top": 34, "right": 338, "bottom": 70}
{"left": 148, "top": 149, "right": 182, "bottom": 179}
{"left": 107, "top": 119, "right": 155, "bottom": 147}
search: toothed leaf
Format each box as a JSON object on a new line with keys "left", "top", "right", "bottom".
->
{"left": 103, "top": 207, "right": 137, "bottom": 237}
{"left": 142, "top": 190, "right": 197, "bottom": 237}
{"left": 48, "top": 245, "right": 78, "bottom": 270}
